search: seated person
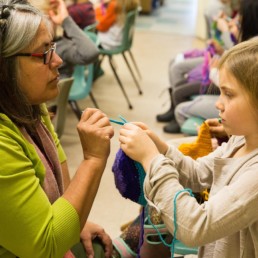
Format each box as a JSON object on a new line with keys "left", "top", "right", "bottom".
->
{"left": 67, "top": 0, "right": 96, "bottom": 29}
{"left": 157, "top": 8, "right": 240, "bottom": 134}
{"left": 95, "top": 0, "right": 139, "bottom": 50}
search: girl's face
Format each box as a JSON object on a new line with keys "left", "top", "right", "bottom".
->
{"left": 216, "top": 67, "right": 258, "bottom": 137}
{"left": 18, "top": 22, "right": 63, "bottom": 105}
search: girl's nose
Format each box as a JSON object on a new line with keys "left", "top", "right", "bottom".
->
{"left": 215, "top": 96, "right": 224, "bottom": 112}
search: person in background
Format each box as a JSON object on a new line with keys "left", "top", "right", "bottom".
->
{"left": 95, "top": 0, "right": 139, "bottom": 50}
{"left": 29, "top": 0, "right": 99, "bottom": 79}
{"left": 118, "top": 37, "right": 258, "bottom": 257}
{"left": 67, "top": 0, "right": 96, "bottom": 30}
{"left": 174, "top": 0, "right": 258, "bottom": 133}
{"left": 0, "top": 1, "right": 113, "bottom": 257}
{"left": 204, "top": 0, "right": 234, "bottom": 39}
{"left": 156, "top": 0, "right": 238, "bottom": 134}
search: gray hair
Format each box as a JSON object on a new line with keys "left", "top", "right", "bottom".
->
{"left": 1, "top": 0, "right": 52, "bottom": 57}
{"left": 0, "top": 0, "right": 52, "bottom": 131}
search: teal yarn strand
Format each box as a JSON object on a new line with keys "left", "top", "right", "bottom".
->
{"left": 147, "top": 188, "right": 194, "bottom": 258}
{"left": 171, "top": 188, "right": 194, "bottom": 258}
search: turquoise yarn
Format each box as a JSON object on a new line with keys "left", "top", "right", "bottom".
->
{"left": 147, "top": 188, "right": 194, "bottom": 258}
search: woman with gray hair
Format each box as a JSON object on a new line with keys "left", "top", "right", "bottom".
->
{"left": 0, "top": 1, "right": 113, "bottom": 257}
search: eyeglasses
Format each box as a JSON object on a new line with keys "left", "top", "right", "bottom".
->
{"left": 12, "top": 42, "right": 56, "bottom": 65}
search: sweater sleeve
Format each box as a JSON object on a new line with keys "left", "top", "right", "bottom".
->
{"left": 60, "top": 16, "right": 99, "bottom": 65}
{"left": 0, "top": 117, "right": 80, "bottom": 258}
{"left": 95, "top": 0, "right": 117, "bottom": 32}
{"left": 143, "top": 136, "right": 258, "bottom": 247}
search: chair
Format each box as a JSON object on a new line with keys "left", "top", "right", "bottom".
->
{"left": 97, "top": 8, "right": 143, "bottom": 109}
{"left": 68, "top": 63, "right": 98, "bottom": 120}
{"left": 180, "top": 116, "right": 205, "bottom": 136}
{"left": 47, "top": 77, "right": 74, "bottom": 138}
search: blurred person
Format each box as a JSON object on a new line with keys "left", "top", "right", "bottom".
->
{"left": 67, "top": 0, "right": 96, "bottom": 29}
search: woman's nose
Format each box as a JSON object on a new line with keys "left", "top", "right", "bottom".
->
{"left": 50, "top": 52, "right": 63, "bottom": 68}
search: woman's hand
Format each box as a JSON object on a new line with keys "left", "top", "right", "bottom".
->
{"left": 80, "top": 221, "right": 113, "bottom": 258}
{"left": 49, "top": 0, "right": 69, "bottom": 26}
{"left": 77, "top": 108, "right": 114, "bottom": 162}
{"left": 132, "top": 122, "right": 169, "bottom": 155}
{"left": 119, "top": 123, "right": 160, "bottom": 170}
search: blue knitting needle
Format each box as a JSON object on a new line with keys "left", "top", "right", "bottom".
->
{"left": 109, "top": 115, "right": 128, "bottom": 125}
{"left": 109, "top": 118, "right": 124, "bottom": 125}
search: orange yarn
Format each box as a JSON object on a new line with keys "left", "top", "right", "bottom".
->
{"left": 178, "top": 122, "right": 213, "bottom": 201}
{"left": 178, "top": 122, "right": 213, "bottom": 160}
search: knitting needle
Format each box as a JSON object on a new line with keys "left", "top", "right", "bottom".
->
{"left": 118, "top": 115, "right": 128, "bottom": 123}
{"left": 109, "top": 118, "right": 125, "bottom": 125}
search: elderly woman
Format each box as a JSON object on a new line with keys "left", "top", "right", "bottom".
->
{"left": 0, "top": 1, "right": 114, "bottom": 257}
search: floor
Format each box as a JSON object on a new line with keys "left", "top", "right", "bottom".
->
{"left": 61, "top": 0, "right": 204, "bottom": 256}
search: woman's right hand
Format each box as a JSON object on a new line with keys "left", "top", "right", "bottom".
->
{"left": 77, "top": 108, "right": 114, "bottom": 162}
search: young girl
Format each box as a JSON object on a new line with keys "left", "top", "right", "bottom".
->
{"left": 118, "top": 37, "right": 258, "bottom": 257}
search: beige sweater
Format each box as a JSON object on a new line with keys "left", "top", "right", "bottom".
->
{"left": 144, "top": 135, "right": 258, "bottom": 258}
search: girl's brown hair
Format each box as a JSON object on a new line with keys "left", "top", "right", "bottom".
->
{"left": 218, "top": 37, "right": 258, "bottom": 107}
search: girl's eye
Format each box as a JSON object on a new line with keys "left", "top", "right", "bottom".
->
{"left": 224, "top": 91, "right": 233, "bottom": 98}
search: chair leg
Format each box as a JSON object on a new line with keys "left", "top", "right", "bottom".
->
{"left": 108, "top": 56, "right": 133, "bottom": 109}
{"left": 122, "top": 52, "right": 143, "bottom": 95}
{"left": 128, "top": 49, "right": 142, "bottom": 80}
{"left": 69, "top": 100, "right": 82, "bottom": 120}
{"left": 90, "top": 91, "right": 99, "bottom": 109}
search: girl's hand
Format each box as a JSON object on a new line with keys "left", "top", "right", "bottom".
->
{"left": 205, "top": 118, "right": 228, "bottom": 139}
{"left": 207, "top": 38, "right": 224, "bottom": 56}
{"left": 216, "top": 17, "right": 229, "bottom": 33}
{"left": 119, "top": 123, "right": 160, "bottom": 169}
{"left": 209, "top": 55, "right": 220, "bottom": 69}
{"left": 77, "top": 108, "right": 114, "bottom": 162}
{"left": 132, "top": 122, "right": 169, "bottom": 154}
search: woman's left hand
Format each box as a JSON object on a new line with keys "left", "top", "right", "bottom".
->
{"left": 80, "top": 221, "right": 113, "bottom": 258}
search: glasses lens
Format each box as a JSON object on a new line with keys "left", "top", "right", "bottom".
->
{"left": 45, "top": 43, "right": 56, "bottom": 64}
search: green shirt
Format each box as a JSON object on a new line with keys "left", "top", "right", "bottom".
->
{"left": 0, "top": 105, "right": 80, "bottom": 258}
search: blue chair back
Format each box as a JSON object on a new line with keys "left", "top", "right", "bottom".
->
{"left": 99, "top": 8, "right": 138, "bottom": 55}
{"left": 69, "top": 64, "right": 94, "bottom": 101}
{"left": 122, "top": 9, "right": 138, "bottom": 51}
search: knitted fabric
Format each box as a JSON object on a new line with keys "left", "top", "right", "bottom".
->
{"left": 112, "top": 149, "right": 147, "bottom": 206}
{"left": 112, "top": 122, "right": 212, "bottom": 206}
{"left": 112, "top": 122, "right": 213, "bottom": 257}
{"left": 178, "top": 122, "right": 213, "bottom": 160}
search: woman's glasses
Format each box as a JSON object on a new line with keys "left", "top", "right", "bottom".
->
{"left": 12, "top": 42, "right": 56, "bottom": 65}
